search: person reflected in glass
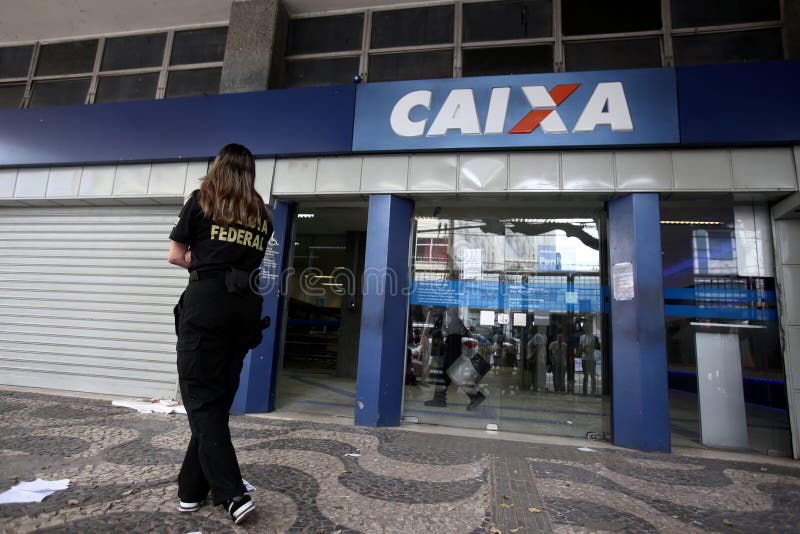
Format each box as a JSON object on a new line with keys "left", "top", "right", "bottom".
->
{"left": 580, "top": 322, "right": 600, "bottom": 396}
{"left": 527, "top": 326, "right": 548, "bottom": 392}
{"left": 549, "top": 333, "right": 567, "bottom": 392}
{"left": 424, "top": 306, "right": 487, "bottom": 411}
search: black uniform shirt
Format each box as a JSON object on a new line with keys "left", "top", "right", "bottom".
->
{"left": 169, "top": 191, "right": 273, "bottom": 272}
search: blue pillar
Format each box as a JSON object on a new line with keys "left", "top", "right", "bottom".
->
{"left": 232, "top": 200, "right": 295, "bottom": 414}
{"left": 608, "top": 193, "right": 670, "bottom": 452}
{"left": 355, "top": 195, "right": 413, "bottom": 427}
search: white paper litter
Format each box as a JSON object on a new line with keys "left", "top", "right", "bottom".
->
{"left": 112, "top": 399, "right": 186, "bottom": 414}
{"left": 343, "top": 453, "right": 361, "bottom": 457}
{"left": 577, "top": 447, "right": 596, "bottom": 452}
{"left": 243, "top": 479, "right": 255, "bottom": 492}
{"left": 0, "top": 479, "right": 70, "bottom": 504}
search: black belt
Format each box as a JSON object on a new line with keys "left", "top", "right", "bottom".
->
{"left": 189, "top": 269, "right": 227, "bottom": 282}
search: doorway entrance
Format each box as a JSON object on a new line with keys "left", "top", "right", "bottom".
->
{"left": 275, "top": 204, "right": 368, "bottom": 420}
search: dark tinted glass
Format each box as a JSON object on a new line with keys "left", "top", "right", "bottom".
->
{"left": 0, "top": 45, "right": 33, "bottom": 78}
{"left": 29, "top": 78, "right": 90, "bottom": 107}
{"left": 0, "top": 83, "right": 26, "bottom": 108}
{"left": 672, "top": 0, "right": 780, "bottom": 28}
{"left": 371, "top": 5, "right": 454, "bottom": 48}
{"left": 95, "top": 73, "right": 159, "bottom": 103}
{"left": 462, "top": 45, "right": 553, "bottom": 76}
{"left": 285, "top": 57, "right": 360, "bottom": 88}
{"left": 562, "top": 0, "right": 661, "bottom": 35}
{"left": 36, "top": 40, "right": 98, "bottom": 76}
{"left": 674, "top": 29, "right": 783, "bottom": 66}
{"left": 170, "top": 27, "right": 227, "bottom": 65}
{"left": 166, "top": 68, "right": 221, "bottom": 98}
{"left": 368, "top": 50, "right": 452, "bottom": 82}
{"left": 287, "top": 14, "right": 364, "bottom": 54}
{"left": 565, "top": 38, "right": 661, "bottom": 71}
{"left": 101, "top": 33, "right": 166, "bottom": 71}
{"left": 463, "top": 1, "right": 552, "bottom": 42}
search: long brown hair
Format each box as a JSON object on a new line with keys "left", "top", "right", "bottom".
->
{"left": 197, "top": 144, "right": 266, "bottom": 228}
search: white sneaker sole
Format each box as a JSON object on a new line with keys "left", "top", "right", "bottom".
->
{"left": 179, "top": 502, "right": 200, "bottom": 513}
{"left": 232, "top": 500, "right": 255, "bottom": 524}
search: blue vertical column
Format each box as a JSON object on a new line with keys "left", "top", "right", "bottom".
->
{"left": 355, "top": 195, "right": 413, "bottom": 427}
{"left": 232, "top": 200, "right": 295, "bottom": 414}
{"left": 608, "top": 193, "right": 670, "bottom": 452}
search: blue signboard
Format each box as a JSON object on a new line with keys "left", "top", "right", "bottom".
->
{"left": 353, "top": 68, "right": 679, "bottom": 151}
{"left": 677, "top": 60, "right": 800, "bottom": 145}
{"left": 0, "top": 85, "right": 356, "bottom": 167}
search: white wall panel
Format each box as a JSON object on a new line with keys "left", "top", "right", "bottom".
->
{"left": 361, "top": 155, "right": 408, "bottom": 192}
{"left": 79, "top": 166, "right": 116, "bottom": 197}
{"left": 184, "top": 161, "right": 208, "bottom": 197}
{"left": 787, "top": 326, "right": 800, "bottom": 390}
{"left": 509, "top": 153, "right": 560, "bottom": 190}
{"left": 316, "top": 157, "right": 362, "bottom": 192}
{"left": 409, "top": 154, "right": 457, "bottom": 191}
{"left": 0, "top": 206, "right": 184, "bottom": 399}
{"left": 615, "top": 151, "right": 672, "bottom": 190}
{"left": 272, "top": 158, "right": 317, "bottom": 194}
{"left": 783, "top": 265, "right": 800, "bottom": 326}
{"left": 254, "top": 158, "right": 274, "bottom": 202}
{"left": 459, "top": 154, "right": 507, "bottom": 191}
{"left": 0, "top": 169, "right": 16, "bottom": 197}
{"left": 672, "top": 150, "right": 732, "bottom": 190}
{"left": 777, "top": 217, "right": 800, "bottom": 265}
{"left": 14, "top": 169, "right": 49, "bottom": 198}
{"left": 732, "top": 148, "right": 797, "bottom": 190}
{"left": 148, "top": 162, "right": 188, "bottom": 196}
{"left": 562, "top": 152, "right": 614, "bottom": 190}
{"left": 113, "top": 164, "right": 151, "bottom": 196}
{"left": 46, "top": 167, "right": 82, "bottom": 197}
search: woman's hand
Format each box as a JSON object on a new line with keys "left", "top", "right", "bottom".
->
{"left": 183, "top": 249, "right": 192, "bottom": 266}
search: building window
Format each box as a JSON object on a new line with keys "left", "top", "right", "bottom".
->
{"left": 463, "top": 0, "right": 552, "bottom": 42}
{"left": 671, "top": 0, "right": 781, "bottom": 28}
{"left": 287, "top": 14, "right": 364, "bottom": 55}
{"left": 285, "top": 57, "right": 360, "bottom": 88}
{"left": 371, "top": 5, "right": 454, "bottom": 48}
{"left": 368, "top": 50, "right": 454, "bottom": 82}
{"left": 562, "top": 0, "right": 662, "bottom": 35}
{"left": 0, "top": 24, "right": 227, "bottom": 108}
{"left": 564, "top": 37, "right": 662, "bottom": 71}
{"left": 462, "top": 45, "right": 553, "bottom": 76}
{"left": 673, "top": 28, "right": 783, "bottom": 66}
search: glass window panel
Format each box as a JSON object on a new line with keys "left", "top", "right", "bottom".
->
{"left": 371, "top": 5, "right": 454, "bottom": 48}
{"left": 674, "top": 29, "right": 783, "bottom": 66}
{"left": 170, "top": 27, "right": 227, "bottom": 65}
{"left": 369, "top": 50, "right": 453, "bottom": 82}
{"left": 165, "top": 68, "right": 221, "bottom": 98}
{"left": 0, "top": 83, "right": 26, "bottom": 109}
{"left": 95, "top": 73, "right": 159, "bottom": 103}
{"left": 101, "top": 33, "right": 166, "bottom": 71}
{"left": 36, "top": 40, "right": 98, "bottom": 76}
{"left": 463, "top": 1, "right": 552, "bottom": 42}
{"left": 462, "top": 45, "right": 553, "bottom": 77}
{"left": 287, "top": 14, "right": 364, "bottom": 55}
{"left": 29, "top": 78, "right": 90, "bottom": 107}
{"left": 0, "top": 45, "right": 33, "bottom": 78}
{"left": 562, "top": 0, "right": 661, "bottom": 35}
{"left": 285, "top": 57, "right": 360, "bottom": 88}
{"left": 672, "top": 0, "right": 781, "bottom": 28}
{"left": 565, "top": 38, "right": 661, "bottom": 71}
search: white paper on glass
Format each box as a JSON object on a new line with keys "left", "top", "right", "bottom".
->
{"left": 564, "top": 291, "right": 578, "bottom": 304}
{"left": 613, "top": 262, "right": 635, "bottom": 300}
{"left": 513, "top": 313, "right": 527, "bottom": 327}
{"left": 533, "top": 312, "right": 550, "bottom": 325}
{"left": 461, "top": 248, "right": 482, "bottom": 280}
{"left": 479, "top": 310, "right": 495, "bottom": 325}
{"left": 497, "top": 313, "right": 510, "bottom": 325}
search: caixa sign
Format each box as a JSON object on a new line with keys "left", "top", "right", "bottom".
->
{"left": 353, "top": 68, "right": 679, "bottom": 151}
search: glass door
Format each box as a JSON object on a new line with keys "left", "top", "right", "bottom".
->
{"left": 403, "top": 206, "right": 609, "bottom": 438}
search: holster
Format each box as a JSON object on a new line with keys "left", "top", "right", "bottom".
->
{"left": 224, "top": 267, "right": 252, "bottom": 295}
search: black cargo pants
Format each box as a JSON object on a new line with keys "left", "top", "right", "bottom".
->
{"left": 174, "top": 272, "right": 262, "bottom": 506}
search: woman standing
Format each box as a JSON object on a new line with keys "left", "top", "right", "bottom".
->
{"left": 168, "top": 144, "right": 272, "bottom": 525}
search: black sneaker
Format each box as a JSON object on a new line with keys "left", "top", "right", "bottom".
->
{"left": 466, "top": 392, "right": 486, "bottom": 411}
{"left": 424, "top": 398, "right": 447, "bottom": 407}
{"left": 226, "top": 494, "right": 255, "bottom": 524}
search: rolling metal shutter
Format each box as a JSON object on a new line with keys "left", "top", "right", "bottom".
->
{"left": 0, "top": 206, "right": 186, "bottom": 398}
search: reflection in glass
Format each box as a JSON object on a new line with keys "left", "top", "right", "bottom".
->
{"left": 404, "top": 211, "right": 608, "bottom": 438}
{"left": 661, "top": 202, "right": 790, "bottom": 455}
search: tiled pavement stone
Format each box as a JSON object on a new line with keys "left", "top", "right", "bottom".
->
{"left": 1, "top": 389, "right": 800, "bottom": 533}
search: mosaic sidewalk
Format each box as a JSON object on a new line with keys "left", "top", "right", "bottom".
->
{"left": 1, "top": 389, "right": 799, "bottom": 533}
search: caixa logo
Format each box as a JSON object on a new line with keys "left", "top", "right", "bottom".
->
{"left": 389, "top": 82, "right": 633, "bottom": 137}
